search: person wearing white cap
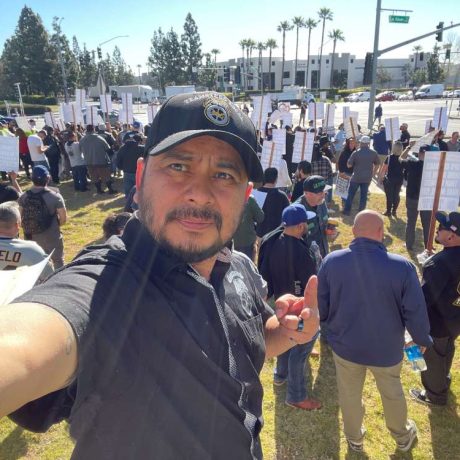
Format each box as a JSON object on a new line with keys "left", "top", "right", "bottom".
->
{"left": 342, "top": 136, "right": 380, "bottom": 215}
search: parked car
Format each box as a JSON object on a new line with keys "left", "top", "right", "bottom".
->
{"left": 442, "top": 90, "right": 451, "bottom": 98}
{"left": 348, "top": 91, "right": 370, "bottom": 102}
{"left": 375, "top": 91, "right": 396, "bottom": 102}
{"left": 447, "top": 89, "right": 460, "bottom": 98}
{"left": 397, "top": 91, "right": 414, "bottom": 101}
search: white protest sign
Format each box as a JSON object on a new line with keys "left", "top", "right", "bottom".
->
{"left": 335, "top": 174, "right": 351, "bottom": 199}
{"left": 119, "top": 93, "right": 134, "bottom": 125}
{"left": 269, "top": 109, "right": 281, "bottom": 123}
{"left": 308, "top": 102, "right": 325, "bottom": 120}
{"left": 75, "top": 89, "right": 86, "bottom": 110}
{"left": 344, "top": 116, "right": 359, "bottom": 139}
{"left": 85, "top": 106, "right": 100, "bottom": 127}
{"left": 147, "top": 105, "right": 159, "bottom": 124}
{"left": 418, "top": 151, "right": 460, "bottom": 211}
{"left": 323, "top": 104, "right": 336, "bottom": 130}
{"left": 0, "top": 256, "right": 50, "bottom": 306}
{"left": 384, "top": 117, "right": 400, "bottom": 141}
{"left": 100, "top": 94, "right": 112, "bottom": 114}
{"left": 272, "top": 128, "right": 286, "bottom": 157}
{"left": 44, "top": 112, "right": 57, "bottom": 129}
{"left": 280, "top": 112, "right": 293, "bottom": 127}
{"left": 349, "top": 111, "right": 359, "bottom": 122}
{"left": 15, "top": 117, "right": 31, "bottom": 132}
{"left": 250, "top": 95, "right": 271, "bottom": 131}
{"left": 260, "top": 141, "right": 283, "bottom": 170}
{"left": 0, "top": 137, "right": 19, "bottom": 172}
{"left": 412, "top": 131, "right": 437, "bottom": 154}
{"left": 424, "top": 119, "right": 434, "bottom": 134}
{"left": 433, "top": 106, "right": 448, "bottom": 132}
{"left": 60, "top": 103, "right": 83, "bottom": 125}
{"left": 251, "top": 190, "right": 268, "bottom": 209}
{"left": 320, "top": 91, "right": 327, "bottom": 101}
{"left": 56, "top": 119, "right": 66, "bottom": 131}
{"left": 342, "top": 106, "right": 350, "bottom": 121}
{"left": 292, "top": 130, "right": 315, "bottom": 163}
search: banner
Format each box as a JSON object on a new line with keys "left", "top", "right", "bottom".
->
{"left": 384, "top": 117, "right": 400, "bottom": 141}
{"left": 0, "top": 137, "right": 19, "bottom": 172}
{"left": 292, "top": 130, "right": 315, "bottom": 163}
{"left": 418, "top": 151, "right": 460, "bottom": 211}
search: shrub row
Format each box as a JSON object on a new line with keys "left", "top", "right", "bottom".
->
{"left": 0, "top": 103, "right": 52, "bottom": 116}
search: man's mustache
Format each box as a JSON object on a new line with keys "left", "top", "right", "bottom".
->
{"left": 165, "top": 207, "right": 223, "bottom": 231}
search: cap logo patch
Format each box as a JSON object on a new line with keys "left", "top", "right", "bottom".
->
{"left": 204, "top": 102, "right": 229, "bottom": 126}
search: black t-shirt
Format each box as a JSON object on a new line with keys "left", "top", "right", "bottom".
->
{"left": 400, "top": 130, "right": 411, "bottom": 148}
{"left": 256, "top": 186, "right": 289, "bottom": 237}
{"left": 116, "top": 142, "right": 144, "bottom": 173}
{"left": 16, "top": 216, "right": 273, "bottom": 459}
{"left": 267, "top": 233, "right": 316, "bottom": 298}
{"left": 291, "top": 178, "right": 305, "bottom": 203}
{"left": 401, "top": 159, "right": 424, "bottom": 200}
{"left": 384, "top": 154, "right": 404, "bottom": 183}
{"left": 422, "top": 246, "right": 460, "bottom": 337}
{"left": 338, "top": 148, "right": 354, "bottom": 175}
{"left": 0, "top": 183, "right": 19, "bottom": 204}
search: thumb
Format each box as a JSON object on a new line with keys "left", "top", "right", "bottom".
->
{"left": 304, "top": 275, "right": 318, "bottom": 312}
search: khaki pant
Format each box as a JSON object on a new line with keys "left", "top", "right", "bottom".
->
{"left": 332, "top": 352, "right": 413, "bottom": 445}
{"left": 87, "top": 165, "right": 111, "bottom": 183}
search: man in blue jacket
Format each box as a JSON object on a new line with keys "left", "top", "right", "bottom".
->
{"left": 318, "top": 210, "right": 432, "bottom": 453}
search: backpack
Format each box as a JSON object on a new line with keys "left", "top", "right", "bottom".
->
{"left": 257, "top": 225, "right": 284, "bottom": 299}
{"left": 21, "top": 190, "right": 54, "bottom": 235}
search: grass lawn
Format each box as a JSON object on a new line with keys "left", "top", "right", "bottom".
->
{"left": 0, "top": 177, "right": 458, "bottom": 459}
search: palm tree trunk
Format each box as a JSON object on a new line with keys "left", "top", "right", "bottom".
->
{"left": 241, "top": 47, "right": 245, "bottom": 91}
{"left": 281, "top": 31, "right": 285, "bottom": 90}
{"left": 330, "top": 41, "right": 336, "bottom": 88}
{"left": 414, "top": 52, "right": 418, "bottom": 71}
{"left": 269, "top": 49, "right": 272, "bottom": 90}
{"left": 319, "top": 20, "right": 326, "bottom": 89}
{"left": 306, "top": 29, "right": 312, "bottom": 88}
{"left": 295, "top": 27, "right": 299, "bottom": 85}
{"left": 246, "top": 48, "right": 250, "bottom": 90}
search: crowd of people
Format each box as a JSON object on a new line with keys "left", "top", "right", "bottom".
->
{"left": 0, "top": 91, "right": 459, "bottom": 457}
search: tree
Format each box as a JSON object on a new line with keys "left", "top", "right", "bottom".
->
{"left": 413, "top": 45, "right": 422, "bottom": 71}
{"left": 181, "top": 13, "right": 202, "bottom": 84}
{"left": 305, "top": 18, "right": 318, "bottom": 88}
{"left": 211, "top": 48, "right": 220, "bottom": 66}
{"left": 426, "top": 45, "right": 445, "bottom": 83}
{"left": 292, "top": 16, "right": 305, "bottom": 85}
{"left": 0, "top": 6, "right": 59, "bottom": 95}
{"left": 412, "top": 68, "right": 427, "bottom": 86}
{"left": 78, "top": 44, "right": 98, "bottom": 88}
{"left": 277, "top": 21, "right": 293, "bottom": 90}
{"left": 199, "top": 53, "right": 216, "bottom": 89}
{"left": 112, "top": 46, "right": 134, "bottom": 85}
{"left": 317, "top": 7, "right": 333, "bottom": 89}
{"left": 328, "top": 29, "right": 345, "bottom": 88}
{"left": 265, "top": 39, "right": 277, "bottom": 90}
{"left": 245, "top": 39, "right": 256, "bottom": 88}
{"left": 256, "top": 42, "right": 266, "bottom": 90}
{"left": 376, "top": 66, "right": 392, "bottom": 87}
{"left": 238, "top": 39, "right": 247, "bottom": 90}
{"left": 401, "top": 63, "right": 413, "bottom": 86}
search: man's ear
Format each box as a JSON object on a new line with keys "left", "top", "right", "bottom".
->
{"left": 245, "top": 182, "right": 253, "bottom": 202}
{"left": 135, "top": 157, "right": 145, "bottom": 190}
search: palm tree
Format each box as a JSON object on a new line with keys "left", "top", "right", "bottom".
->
{"left": 304, "top": 18, "right": 318, "bottom": 88}
{"left": 328, "top": 29, "right": 345, "bottom": 88}
{"left": 256, "top": 42, "right": 266, "bottom": 91}
{"left": 265, "top": 38, "right": 277, "bottom": 90}
{"left": 238, "top": 39, "right": 247, "bottom": 90}
{"left": 246, "top": 39, "right": 256, "bottom": 89}
{"left": 317, "top": 7, "right": 333, "bottom": 89}
{"left": 292, "top": 16, "right": 305, "bottom": 86}
{"left": 277, "top": 21, "right": 293, "bottom": 90}
{"left": 413, "top": 45, "right": 422, "bottom": 71}
{"left": 211, "top": 48, "right": 220, "bottom": 66}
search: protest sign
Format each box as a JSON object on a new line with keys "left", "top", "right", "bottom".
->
{"left": 85, "top": 106, "right": 100, "bottom": 127}
{"left": 147, "top": 104, "right": 159, "bottom": 123}
{"left": 344, "top": 116, "right": 359, "bottom": 139}
{"left": 349, "top": 111, "right": 359, "bottom": 122}
{"left": 323, "top": 104, "right": 336, "bottom": 134}
{"left": 0, "top": 137, "right": 19, "bottom": 172}
{"left": 433, "top": 106, "right": 448, "bottom": 132}
{"left": 335, "top": 174, "right": 351, "bottom": 199}
{"left": 100, "top": 94, "right": 112, "bottom": 114}
{"left": 412, "top": 130, "right": 437, "bottom": 154}
{"left": 260, "top": 141, "right": 283, "bottom": 170}
{"left": 320, "top": 91, "right": 327, "bottom": 101}
{"left": 251, "top": 190, "right": 268, "bottom": 209}
{"left": 15, "top": 117, "right": 31, "bottom": 132}
{"left": 44, "top": 112, "right": 57, "bottom": 129}
{"left": 384, "top": 117, "right": 400, "bottom": 141}
{"left": 292, "top": 130, "right": 315, "bottom": 163}
{"left": 342, "top": 106, "right": 350, "bottom": 121}
{"left": 424, "top": 119, "right": 434, "bottom": 134}
{"left": 119, "top": 93, "right": 134, "bottom": 125}
{"left": 272, "top": 128, "right": 286, "bottom": 157}
{"left": 75, "top": 89, "right": 86, "bottom": 110}
{"left": 60, "top": 103, "right": 83, "bottom": 125}
{"left": 308, "top": 102, "right": 324, "bottom": 121}
{"left": 250, "top": 95, "right": 271, "bottom": 131}
{"left": 418, "top": 151, "right": 460, "bottom": 212}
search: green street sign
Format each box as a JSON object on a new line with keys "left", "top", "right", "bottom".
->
{"left": 389, "top": 15, "right": 410, "bottom": 24}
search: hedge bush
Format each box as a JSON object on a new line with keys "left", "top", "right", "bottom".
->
{"left": 0, "top": 103, "right": 52, "bottom": 116}
{"left": 21, "top": 95, "right": 59, "bottom": 105}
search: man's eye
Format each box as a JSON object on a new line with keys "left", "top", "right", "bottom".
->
{"left": 169, "top": 163, "right": 186, "bottom": 171}
{"left": 215, "top": 171, "right": 234, "bottom": 180}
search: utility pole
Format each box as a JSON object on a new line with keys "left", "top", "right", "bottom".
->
{"left": 368, "top": 0, "right": 381, "bottom": 130}
{"left": 56, "top": 18, "right": 69, "bottom": 103}
{"left": 14, "top": 83, "right": 25, "bottom": 116}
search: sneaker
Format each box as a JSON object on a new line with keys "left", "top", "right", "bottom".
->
{"left": 397, "top": 419, "right": 417, "bottom": 452}
{"left": 347, "top": 439, "right": 364, "bottom": 453}
{"left": 273, "top": 376, "right": 287, "bottom": 386}
{"left": 286, "top": 398, "right": 322, "bottom": 411}
{"left": 409, "top": 388, "right": 446, "bottom": 407}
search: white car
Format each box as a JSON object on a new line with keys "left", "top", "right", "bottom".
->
{"left": 442, "top": 90, "right": 450, "bottom": 98}
{"left": 348, "top": 91, "right": 370, "bottom": 102}
{"left": 397, "top": 91, "right": 414, "bottom": 101}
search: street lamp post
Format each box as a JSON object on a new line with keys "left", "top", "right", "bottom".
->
{"left": 137, "top": 65, "right": 142, "bottom": 84}
{"left": 56, "top": 18, "right": 69, "bottom": 103}
{"left": 14, "top": 83, "right": 25, "bottom": 116}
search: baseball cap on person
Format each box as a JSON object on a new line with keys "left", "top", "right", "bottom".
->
{"left": 303, "top": 175, "right": 332, "bottom": 193}
{"left": 132, "top": 121, "right": 141, "bottom": 129}
{"left": 31, "top": 165, "right": 50, "bottom": 181}
{"left": 98, "top": 124, "right": 106, "bottom": 131}
{"left": 360, "top": 135, "right": 371, "bottom": 144}
{"left": 319, "top": 135, "right": 329, "bottom": 147}
{"left": 144, "top": 91, "right": 263, "bottom": 182}
{"left": 282, "top": 203, "right": 316, "bottom": 227}
{"left": 435, "top": 211, "right": 460, "bottom": 236}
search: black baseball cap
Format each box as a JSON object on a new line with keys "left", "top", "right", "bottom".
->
{"left": 145, "top": 92, "right": 263, "bottom": 182}
{"left": 303, "top": 175, "right": 332, "bottom": 193}
{"left": 436, "top": 211, "right": 460, "bottom": 236}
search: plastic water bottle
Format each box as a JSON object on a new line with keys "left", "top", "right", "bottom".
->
{"left": 310, "top": 241, "right": 322, "bottom": 271}
{"left": 404, "top": 332, "right": 427, "bottom": 372}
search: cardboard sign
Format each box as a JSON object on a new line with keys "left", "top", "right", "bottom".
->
{"left": 15, "top": 117, "right": 31, "bottom": 132}
{"left": 433, "top": 106, "right": 448, "bottom": 132}
{"left": 308, "top": 102, "right": 325, "bottom": 120}
{"left": 0, "top": 137, "right": 19, "bottom": 172}
{"left": 292, "top": 130, "right": 315, "bottom": 163}
{"left": 44, "top": 112, "right": 57, "bottom": 129}
{"left": 335, "top": 174, "right": 350, "bottom": 199}
{"left": 342, "top": 106, "right": 350, "bottom": 121}
{"left": 412, "top": 131, "right": 437, "bottom": 154}
{"left": 344, "top": 116, "right": 359, "bottom": 139}
{"left": 147, "top": 104, "right": 159, "bottom": 124}
{"left": 60, "top": 103, "right": 83, "bottom": 125}
{"left": 100, "top": 94, "right": 112, "bottom": 114}
{"left": 250, "top": 95, "right": 271, "bottom": 131}
{"left": 418, "top": 151, "right": 460, "bottom": 211}
{"left": 119, "top": 93, "right": 134, "bottom": 125}
{"left": 272, "top": 128, "right": 286, "bottom": 157}
{"left": 384, "top": 117, "right": 400, "bottom": 141}
{"left": 260, "top": 141, "right": 283, "bottom": 170}
{"left": 424, "top": 119, "right": 434, "bottom": 134}
{"left": 75, "top": 89, "right": 86, "bottom": 110}
{"left": 323, "top": 104, "right": 336, "bottom": 130}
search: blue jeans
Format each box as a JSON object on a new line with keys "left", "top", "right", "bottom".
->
{"left": 344, "top": 181, "right": 370, "bottom": 213}
{"left": 123, "top": 172, "right": 136, "bottom": 197}
{"left": 274, "top": 332, "right": 319, "bottom": 403}
{"left": 326, "top": 176, "right": 333, "bottom": 204}
{"left": 72, "top": 165, "right": 88, "bottom": 191}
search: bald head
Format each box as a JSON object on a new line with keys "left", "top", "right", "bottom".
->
{"left": 352, "top": 210, "right": 384, "bottom": 242}
{"left": 0, "top": 201, "right": 21, "bottom": 237}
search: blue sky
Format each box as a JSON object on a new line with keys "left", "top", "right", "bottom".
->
{"left": 2, "top": 0, "right": 458, "bottom": 72}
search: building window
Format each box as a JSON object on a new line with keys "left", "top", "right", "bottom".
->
{"left": 326, "top": 59, "right": 329, "bottom": 64}
{"left": 272, "top": 61, "right": 275, "bottom": 66}
{"left": 411, "top": 58, "right": 414, "bottom": 62}
{"left": 250, "top": 61, "right": 253, "bottom": 66}
{"left": 283, "top": 71, "right": 290, "bottom": 78}
{"left": 350, "top": 59, "right": 354, "bottom": 63}
{"left": 312, "top": 59, "right": 315, "bottom": 64}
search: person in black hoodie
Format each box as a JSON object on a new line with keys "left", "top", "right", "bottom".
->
{"left": 43, "top": 127, "right": 62, "bottom": 184}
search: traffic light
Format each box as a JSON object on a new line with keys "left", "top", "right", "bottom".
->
{"left": 446, "top": 48, "right": 451, "bottom": 60}
{"left": 436, "top": 22, "right": 444, "bottom": 42}
{"left": 97, "top": 47, "right": 102, "bottom": 60}
{"left": 223, "top": 66, "right": 230, "bottom": 82}
{"left": 363, "top": 52, "right": 373, "bottom": 85}
{"left": 234, "top": 66, "right": 241, "bottom": 85}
